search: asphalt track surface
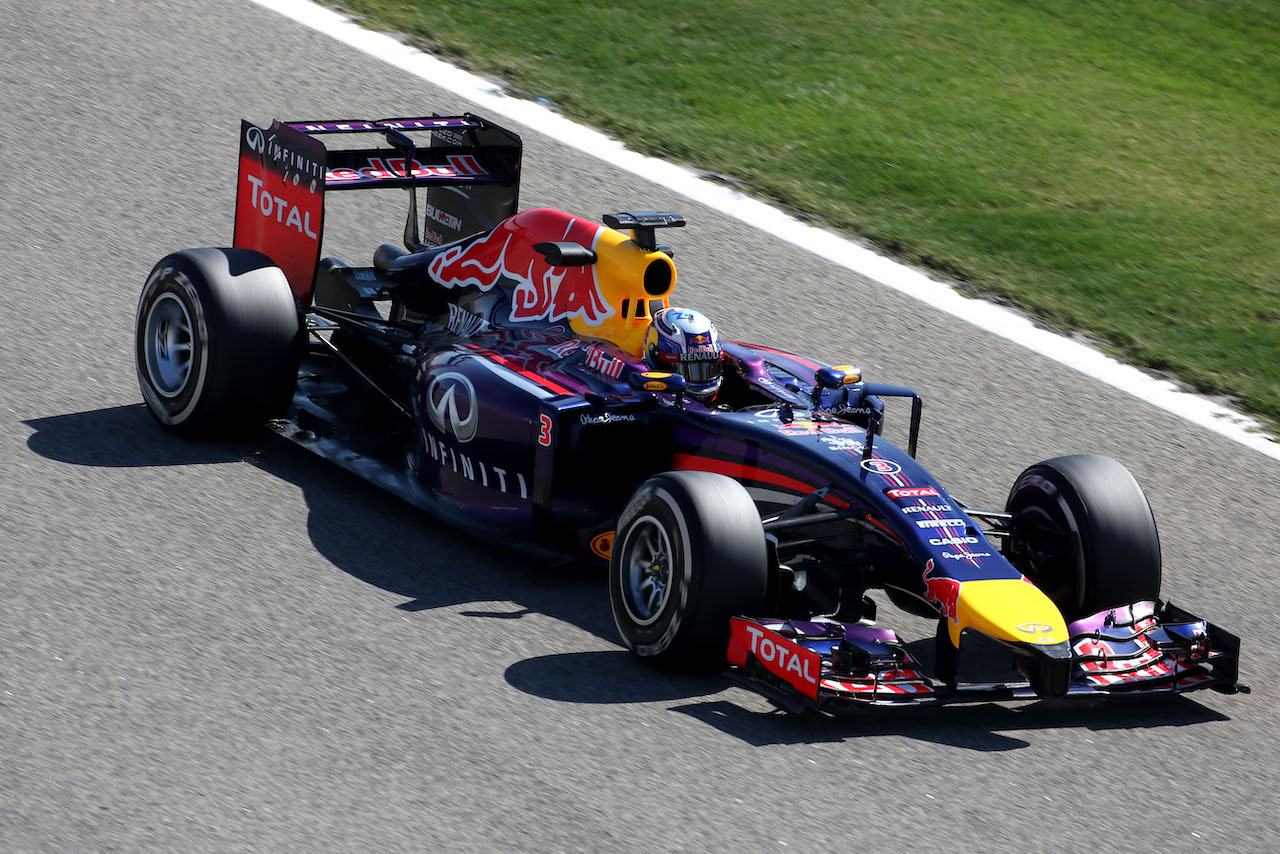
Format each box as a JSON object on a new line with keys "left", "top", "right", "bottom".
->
{"left": 2, "top": 2, "right": 1277, "bottom": 851}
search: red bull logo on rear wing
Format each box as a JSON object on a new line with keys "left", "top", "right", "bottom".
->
{"left": 293, "top": 113, "right": 522, "bottom": 247}
{"left": 321, "top": 150, "right": 507, "bottom": 189}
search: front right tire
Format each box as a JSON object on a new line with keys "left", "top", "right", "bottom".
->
{"left": 1003, "top": 454, "right": 1162, "bottom": 620}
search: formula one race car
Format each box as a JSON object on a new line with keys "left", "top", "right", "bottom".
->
{"left": 134, "top": 113, "right": 1247, "bottom": 712}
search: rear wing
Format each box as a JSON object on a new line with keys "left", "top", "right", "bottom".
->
{"left": 233, "top": 114, "right": 522, "bottom": 303}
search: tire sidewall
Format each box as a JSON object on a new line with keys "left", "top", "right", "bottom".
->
{"left": 136, "top": 257, "right": 213, "bottom": 427}
{"left": 135, "top": 249, "right": 300, "bottom": 437}
{"left": 610, "top": 481, "right": 695, "bottom": 658}
{"left": 1005, "top": 455, "right": 1161, "bottom": 619}
{"left": 1003, "top": 468, "right": 1088, "bottom": 615}
{"left": 610, "top": 471, "right": 768, "bottom": 668}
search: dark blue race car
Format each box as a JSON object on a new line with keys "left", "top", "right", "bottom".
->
{"left": 135, "top": 114, "right": 1246, "bottom": 712}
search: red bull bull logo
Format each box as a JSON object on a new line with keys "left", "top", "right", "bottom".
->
{"left": 427, "top": 208, "right": 614, "bottom": 326}
{"left": 923, "top": 559, "right": 962, "bottom": 624}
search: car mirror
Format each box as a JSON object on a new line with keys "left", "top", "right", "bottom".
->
{"left": 814, "top": 364, "right": 862, "bottom": 389}
{"left": 811, "top": 364, "right": 863, "bottom": 407}
{"left": 533, "top": 241, "right": 597, "bottom": 267}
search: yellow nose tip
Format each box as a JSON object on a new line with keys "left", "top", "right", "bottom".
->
{"left": 948, "top": 578, "right": 1068, "bottom": 647}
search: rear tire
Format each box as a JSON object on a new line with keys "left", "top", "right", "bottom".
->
{"left": 610, "top": 471, "right": 768, "bottom": 670}
{"left": 136, "top": 248, "right": 301, "bottom": 437}
{"left": 1003, "top": 454, "right": 1161, "bottom": 620}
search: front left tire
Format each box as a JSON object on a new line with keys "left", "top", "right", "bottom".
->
{"left": 609, "top": 471, "right": 769, "bottom": 670}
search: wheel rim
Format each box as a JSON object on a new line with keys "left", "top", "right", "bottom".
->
{"left": 143, "top": 292, "right": 195, "bottom": 398}
{"left": 619, "top": 515, "right": 674, "bottom": 627}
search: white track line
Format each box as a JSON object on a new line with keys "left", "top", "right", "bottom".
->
{"left": 254, "top": 0, "right": 1280, "bottom": 461}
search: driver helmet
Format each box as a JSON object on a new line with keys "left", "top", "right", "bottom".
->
{"left": 644, "top": 307, "right": 723, "bottom": 400}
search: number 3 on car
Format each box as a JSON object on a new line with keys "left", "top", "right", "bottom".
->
{"left": 538, "top": 413, "right": 552, "bottom": 447}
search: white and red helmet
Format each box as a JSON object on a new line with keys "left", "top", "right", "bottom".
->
{"left": 644, "top": 307, "right": 722, "bottom": 400}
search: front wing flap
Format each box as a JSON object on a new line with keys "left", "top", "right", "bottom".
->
{"left": 725, "top": 600, "right": 1247, "bottom": 713}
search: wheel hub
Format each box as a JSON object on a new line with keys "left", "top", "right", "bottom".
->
{"left": 621, "top": 516, "right": 673, "bottom": 626}
{"left": 143, "top": 292, "right": 194, "bottom": 398}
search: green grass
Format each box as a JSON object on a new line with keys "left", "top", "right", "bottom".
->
{"left": 336, "top": 0, "right": 1280, "bottom": 427}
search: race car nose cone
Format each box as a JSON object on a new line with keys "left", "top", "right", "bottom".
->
{"left": 947, "top": 578, "right": 1069, "bottom": 648}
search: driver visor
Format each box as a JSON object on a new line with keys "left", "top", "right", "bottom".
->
{"left": 682, "top": 359, "right": 721, "bottom": 384}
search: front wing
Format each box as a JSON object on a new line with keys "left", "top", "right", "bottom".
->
{"left": 725, "top": 600, "right": 1247, "bottom": 713}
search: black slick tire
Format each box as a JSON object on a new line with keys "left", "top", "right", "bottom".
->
{"left": 135, "top": 248, "right": 301, "bottom": 437}
{"left": 610, "top": 471, "right": 768, "bottom": 670}
{"left": 1004, "top": 454, "right": 1162, "bottom": 621}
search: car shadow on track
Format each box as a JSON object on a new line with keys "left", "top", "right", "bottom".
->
{"left": 504, "top": 650, "right": 732, "bottom": 705}
{"left": 670, "top": 694, "right": 1230, "bottom": 751}
{"left": 24, "top": 404, "right": 612, "bottom": 619}
{"left": 24, "top": 405, "right": 1238, "bottom": 749}
{"left": 24, "top": 405, "right": 730, "bottom": 707}
{"left": 24, "top": 404, "right": 263, "bottom": 468}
